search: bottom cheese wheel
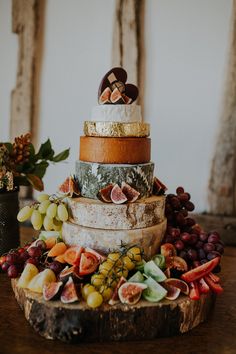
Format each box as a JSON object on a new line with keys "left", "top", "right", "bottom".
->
{"left": 79, "top": 136, "right": 151, "bottom": 164}
{"left": 62, "top": 219, "right": 167, "bottom": 259}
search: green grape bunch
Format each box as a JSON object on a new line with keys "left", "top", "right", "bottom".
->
{"left": 17, "top": 193, "right": 69, "bottom": 232}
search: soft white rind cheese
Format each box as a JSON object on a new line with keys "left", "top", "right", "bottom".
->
{"left": 91, "top": 105, "right": 142, "bottom": 123}
{"left": 62, "top": 219, "right": 167, "bottom": 259}
{"left": 67, "top": 195, "right": 165, "bottom": 230}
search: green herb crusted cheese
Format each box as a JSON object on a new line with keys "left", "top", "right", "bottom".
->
{"left": 75, "top": 161, "right": 154, "bottom": 200}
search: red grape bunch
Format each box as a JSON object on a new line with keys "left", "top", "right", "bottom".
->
{"left": 163, "top": 187, "right": 224, "bottom": 271}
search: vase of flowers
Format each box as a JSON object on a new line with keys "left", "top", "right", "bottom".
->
{"left": 0, "top": 133, "right": 69, "bottom": 254}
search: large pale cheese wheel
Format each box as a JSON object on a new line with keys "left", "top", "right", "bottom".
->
{"left": 91, "top": 104, "right": 142, "bottom": 122}
{"left": 79, "top": 137, "right": 151, "bottom": 164}
{"left": 62, "top": 219, "right": 167, "bottom": 258}
{"left": 84, "top": 121, "right": 150, "bottom": 137}
{"left": 75, "top": 161, "right": 154, "bottom": 199}
{"left": 67, "top": 195, "right": 165, "bottom": 230}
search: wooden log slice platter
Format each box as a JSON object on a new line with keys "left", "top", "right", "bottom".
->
{"left": 11, "top": 280, "right": 216, "bottom": 343}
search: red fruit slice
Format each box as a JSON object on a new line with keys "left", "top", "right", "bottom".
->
{"left": 109, "top": 276, "right": 127, "bottom": 305}
{"left": 164, "top": 278, "right": 189, "bottom": 295}
{"left": 110, "top": 88, "right": 125, "bottom": 104}
{"left": 99, "top": 87, "right": 112, "bottom": 104}
{"left": 79, "top": 252, "right": 99, "bottom": 276}
{"left": 181, "top": 257, "right": 220, "bottom": 283}
{"left": 43, "top": 281, "right": 63, "bottom": 301}
{"left": 99, "top": 184, "right": 113, "bottom": 203}
{"left": 121, "top": 182, "right": 140, "bottom": 202}
{"left": 63, "top": 246, "right": 84, "bottom": 266}
{"left": 189, "top": 281, "right": 200, "bottom": 300}
{"left": 208, "top": 272, "right": 220, "bottom": 283}
{"left": 160, "top": 243, "right": 177, "bottom": 257}
{"left": 59, "top": 176, "right": 80, "bottom": 197}
{"left": 153, "top": 177, "right": 168, "bottom": 196}
{"left": 198, "top": 278, "right": 210, "bottom": 294}
{"left": 111, "top": 184, "right": 128, "bottom": 204}
{"left": 204, "top": 275, "right": 223, "bottom": 294}
{"left": 60, "top": 277, "right": 79, "bottom": 304}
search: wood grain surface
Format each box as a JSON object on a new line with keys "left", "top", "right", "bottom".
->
{"left": 0, "top": 227, "right": 235, "bottom": 353}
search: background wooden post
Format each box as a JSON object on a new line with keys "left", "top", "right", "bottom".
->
{"left": 11, "top": 0, "right": 45, "bottom": 145}
{"left": 208, "top": 0, "right": 236, "bottom": 216}
{"left": 112, "top": 0, "right": 145, "bottom": 109}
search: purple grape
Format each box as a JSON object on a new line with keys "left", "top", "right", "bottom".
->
{"left": 170, "top": 228, "right": 180, "bottom": 238}
{"left": 187, "top": 248, "right": 198, "bottom": 261}
{"left": 207, "top": 251, "right": 221, "bottom": 261}
{"left": 6, "top": 252, "right": 19, "bottom": 265}
{"left": 1, "top": 262, "right": 10, "bottom": 272}
{"left": 178, "top": 193, "right": 190, "bottom": 202}
{"left": 35, "top": 239, "right": 47, "bottom": 250}
{"left": 164, "top": 234, "right": 174, "bottom": 243}
{"left": 185, "top": 201, "right": 195, "bottom": 211}
{"left": 188, "top": 234, "right": 198, "bottom": 245}
{"left": 7, "top": 265, "right": 19, "bottom": 278}
{"left": 175, "top": 212, "right": 186, "bottom": 226}
{"left": 199, "top": 232, "right": 208, "bottom": 242}
{"left": 25, "top": 257, "right": 39, "bottom": 266}
{"left": 179, "top": 250, "right": 188, "bottom": 260}
{"left": 198, "top": 249, "right": 206, "bottom": 260}
{"left": 179, "top": 209, "right": 188, "bottom": 217}
{"left": 28, "top": 247, "right": 42, "bottom": 258}
{"left": 203, "top": 243, "right": 215, "bottom": 253}
{"left": 195, "top": 241, "right": 204, "bottom": 249}
{"left": 174, "top": 240, "right": 184, "bottom": 251}
{"left": 18, "top": 251, "right": 29, "bottom": 263}
{"left": 49, "top": 261, "right": 64, "bottom": 275}
{"left": 193, "top": 261, "right": 201, "bottom": 268}
{"left": 176, "top": 186, "right": 185, "bottom": 195}
{"left": 200, "top": 259, "right": 208, "bottom": 265}
{"left": 180, "top": 232, "right": 191, "bottom": 243}
{"left": 207, "top": 234, "right": 220, "bottom": 244}
{"left": 215, "top": 243, "right": 224, "bottom": 255}
{"left": 186, "top": 217, "right": 196, "bottom": 227}
{"left": 212, "top": 264, "right": 221, "bottom": 273}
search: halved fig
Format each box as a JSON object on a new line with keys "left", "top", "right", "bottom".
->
{"left": 109, "top": 276, "right": 127, "bottom": 305}
{"left": 43, "top": 281, "right": 63, "bottom": 301}
{"left": 163, "top": 283, "right": 181, "bottom": 300}
{"left": 164, "top": 278, "right": 189, "bottom": 295}
{"left": 99, "top": 87, "right": 112, "bottom": 104}
{"left": 121, "top": 182, "right": 140, "bottom": 202}
{"left": 152, "top": 177, "right": 168, "bottom": 195}
{"left": 111, "top": 80, "right": 125, "bottom": 93}
{"left": 122, "top": 94, "right": 132, "bottom": 104}
{"left": 59, "top": 265, "right": 82, "bottom": 283}
{"left": 165, "top": 256, "right": 188, "bottom": 272}
{"left": 160, "top": 243, "right": 177, "bottom": 257}
{"left": 60, "top": 277, "right": 79, "bottom": 304}
{"left": 111, "top": 184, "right": 128, "bottom": 204}
{"left": 118, "top": 282, "right": 147, "bottom": 305}
{"left": 110, "top": 88, "right": 125, "bottom": 104}
{"left": 58, "top": 176, "right": 80, "bottom": 197}
{"left": 99, "top": 184, "right": 113, "bottom": 203}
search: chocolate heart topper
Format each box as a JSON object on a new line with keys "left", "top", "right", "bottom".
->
{"left": 98, "top": 67, "right": 139, "bottom": 105}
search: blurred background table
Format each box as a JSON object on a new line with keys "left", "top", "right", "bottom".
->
{"left": 0, "top": 227, "right": 235, "bottom": 354}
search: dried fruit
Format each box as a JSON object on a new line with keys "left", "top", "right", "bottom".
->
{"left": 60, "top": 277, "right": 79, "bottom": 304}
{"left": 118, "top": 282, "right": 147, "bottom": 305}
{"left": 164, "top": 278, "right": 189, "bottom": 295}
{"left": 43, "top": 281, "right": 63, "bottom": 301}
{"left": 121, "top": 182, "right": 140, "bottom": 202}
{"left": 161, "top": 243, "right": 177, "bottom": 258}
{"left": 99, "top": 184, "right": 113, "bottom": 203}
{"left": 110, "top": 87, "right": 125, "bottom": 104}
{"left": 110, "top": 184, "right": 128, "bottom": 204}
{"left": 99, "top": 87, "right": 112, "bottom": 104}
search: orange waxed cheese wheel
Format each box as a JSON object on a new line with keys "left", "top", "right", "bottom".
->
{"left": 79, "top": 137, "right": 151, "bottom": 164}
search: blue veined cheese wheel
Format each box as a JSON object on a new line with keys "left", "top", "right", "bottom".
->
{"left": 75, "top": 161, "right": 154, "bottom": 199}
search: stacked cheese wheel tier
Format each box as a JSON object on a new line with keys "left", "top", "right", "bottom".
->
{"left": 75, "top": 161, "right": 154, "bottom": 199}
{"left": 91, "top": 104, "right": 142, "bottom": 122}
{"left": 84, "top": 121, "right": 150, "bottom": 137}
{"left": 67, "top": 195, "right": 165, "bottom": 230}
{"left": 79, "top": 137, "right": 151, "bottom": 164}
{"left": 62, "top": 219, "right": 167, "bottom": 259}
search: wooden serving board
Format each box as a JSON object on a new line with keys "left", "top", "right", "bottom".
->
{"left": 11, "top": 280, "right": 216, "bottom": 343}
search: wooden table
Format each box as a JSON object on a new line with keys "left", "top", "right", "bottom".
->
{"left": 0, "top": 227, "right": 235, "bottom": 354}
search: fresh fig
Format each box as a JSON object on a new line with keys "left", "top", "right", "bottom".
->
{"left": 152, "top": 177, "right": 167, "bottom": 196}
{"left": 122, "top": 94, "right": 132, "bottom": 104}
{"left": 121, "top": 182, "right": 140, "bottom": 202}
{"left": 59, "top": 265, "right": 82, "bottom": 283}
{"left": 163, "top": 283, "right": 181, "bottom": 300}
{"left": 109, "top": 276, "right": 127, "bottom": 305}
{"left": 165, "top": 256, "right": 188, "bottom": 272}
{"left": 43, "top": 281, "right": 63, "bottom": 301}
{"left": 164, "top": 278, "right": 189, "bottom": 295}
{"left": 60, "top": 277, "right": 79, "bottom": 304}
{"left": 111, "top": 80, "right": 125, "bottom": 93}
{"left": 110, "top": 184, "right": 128, "bottom": 204}
{"left": 118, "top": 282, "right": 147, "bottom": 305}
{"left": 110, "top": 88, "right": 125, "bottom": 104}
{"left": 99, "top": 87, "right": 112, "bottom": 104}
{"left": 160, "top": 243, "right": 177, "bottom": 257}
{"left": 58, "top": 176, "right": 80, "bottom": 197}
{"left": 98, "top": 184, "right": 113, "bottom": 203}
